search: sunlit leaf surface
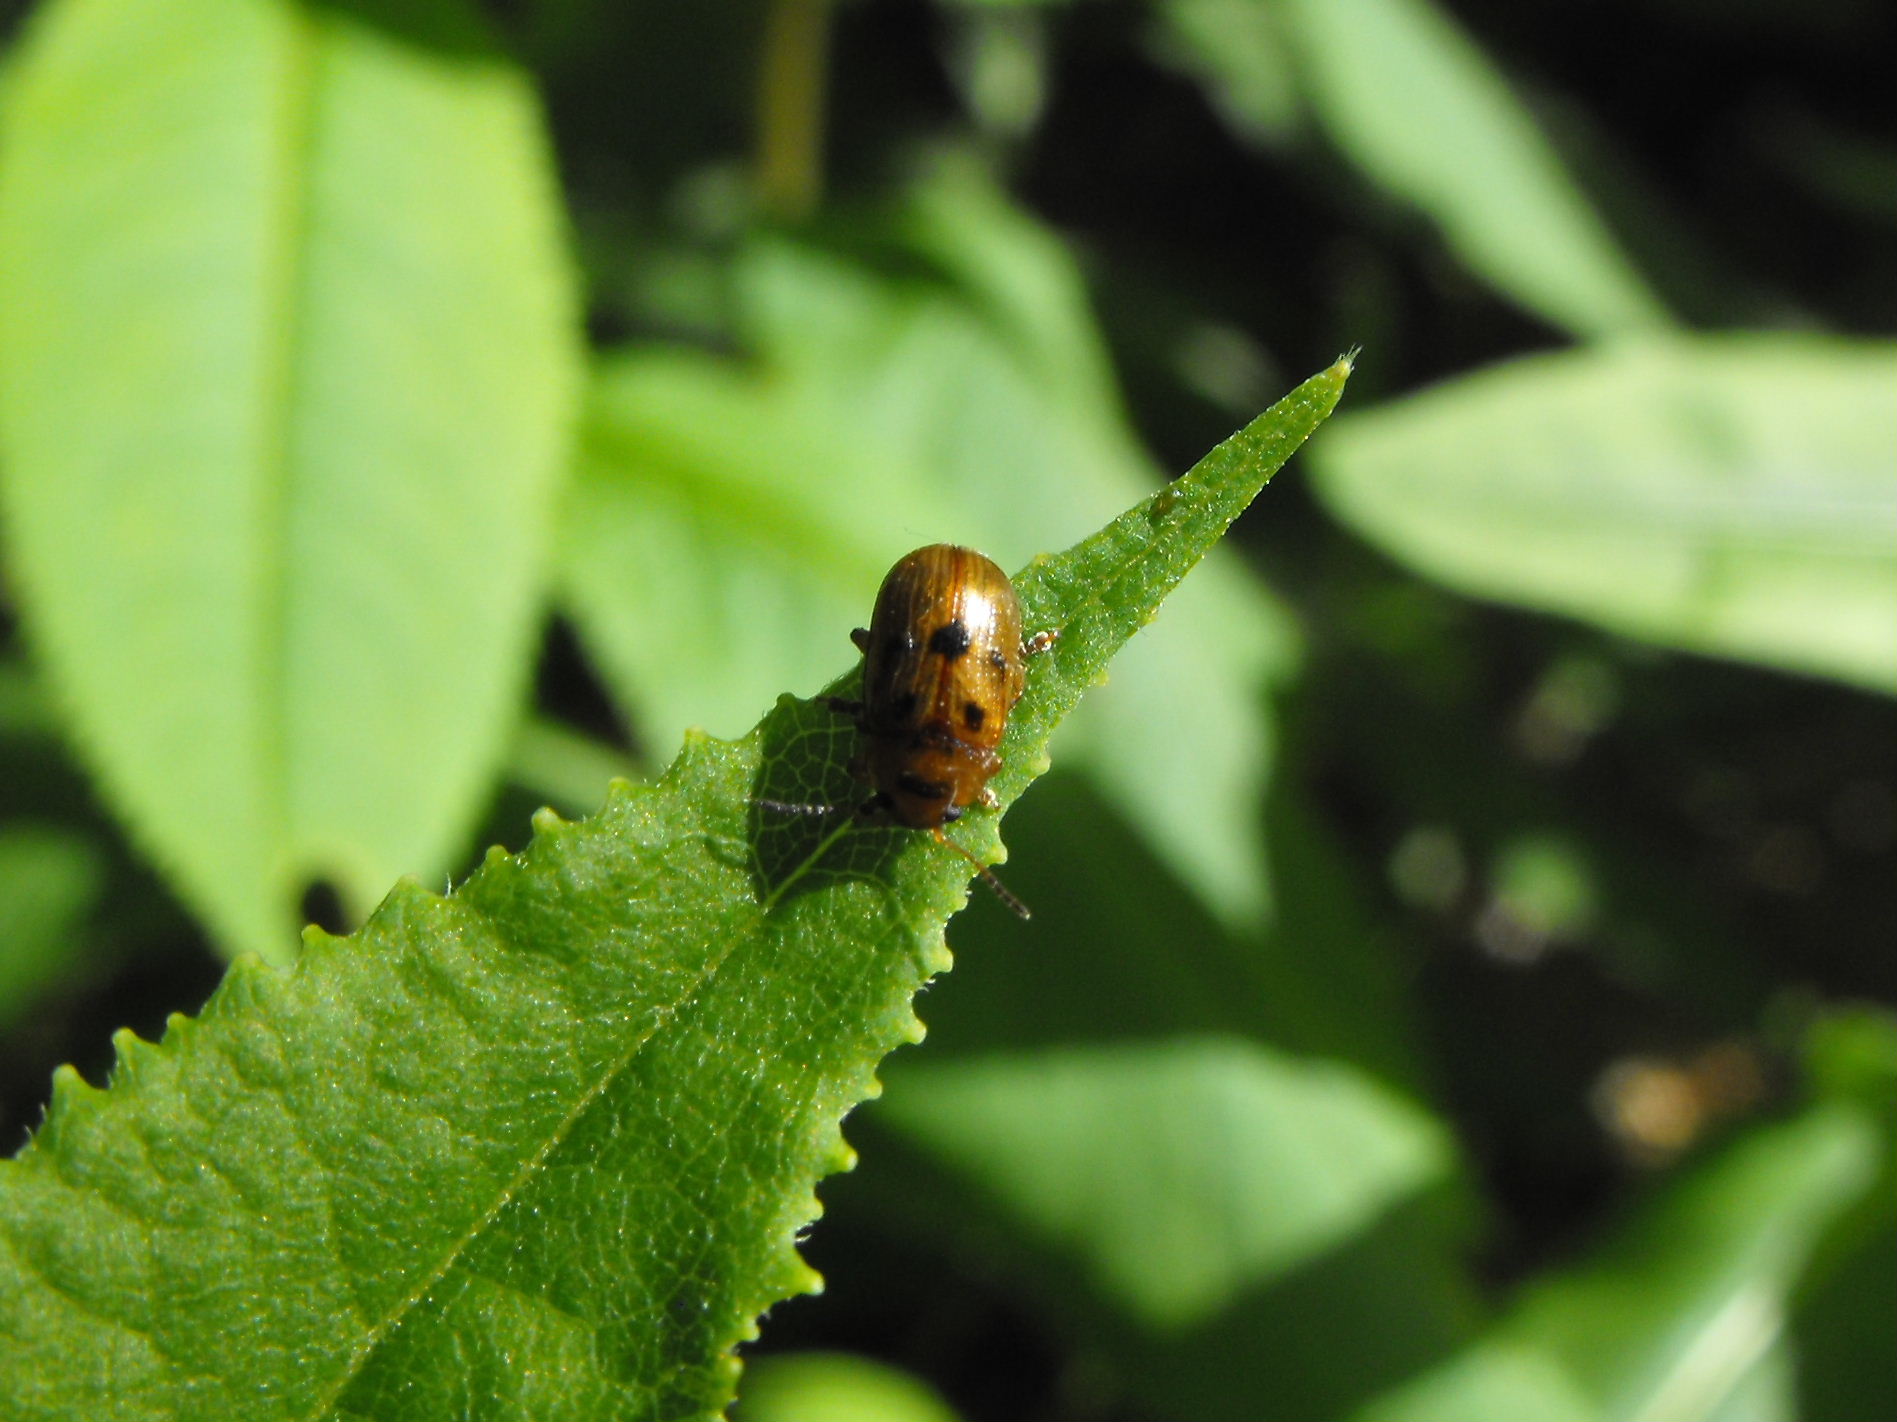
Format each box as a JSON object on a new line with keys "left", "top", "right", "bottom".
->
{"left": 0, "top": 0, "right": 579, "bottom": 960}
{"left": 0, "top": 363, "right": 1349, "bottom": 1419}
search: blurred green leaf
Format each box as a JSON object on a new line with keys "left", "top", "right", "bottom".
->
{"left": 876, "top": 1035, "right": 1454, "bottom": 1330}
{"left": 0, "top": 0, "right": 580, "bottom": 961}
{"left": 1357, "top": 1102, "right": 1882, "bottom": 1422}
{"left": 1175, "top": 0, "right": 1671, "bottom": 338}
{"left": 0, "top": 660, "right": 55, "bottom": 739}
{"left": 562, "top": 347, "right": 931, "bottom": 754}
{"left": 1757, "top": 105, "right": 1897, "bottom": 227}
{"left": 1311, "top": 337, "right": 1897, "bottom": 694}
{"left": 1708, "top": 1343, "right": 1799, "bottom": 1422}
{"left": 0, "top": 361, "right": 1349, "bottom": 1418}
{"left": 898, "top": 764, "right": 1436, "bottom": 1094}
{"left": 563, "top": 164, "right": 1299, "bottom": 926}
{"left": 1517, "top": 1105, "right": 1877, "bottom": 1422}
{"left": 1802, "top": 1005, "right": 1897, "bottom": 1109}
{"left": 0, "top": 825, "right": 103, "bottom": 1031}
{"left": 736, "top": 1352, "right": 964, "bottom": 1422}
{"left": 504, "top": 714, "right": 639, "bottom": 820}
{"left": 835, "top": 765, "right": 1461, "bottom": 1420}
{"left": 1353, "top": 1340, "right": 1598, "bottom": 1422}
{"left": 1151, "top": 0, "right": 1302, "bottom": 144}
{"left": 1795, "top": 1219, "right": 1897, "bottom": 1422}
{"left": 1793, "top": 1009, "right": 1897, "bottom": 1422}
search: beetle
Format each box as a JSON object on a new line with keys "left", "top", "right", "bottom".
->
{"left": 762, "top": 544, "right": 1057, "bottom": 917}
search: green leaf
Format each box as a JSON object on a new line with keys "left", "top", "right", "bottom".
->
{"left": 0, "top": 360, "right": 1350, "bottom": 1419}
{"left": 0, "top": 825, "right": 103, "bottom": 1031}
{"left": 562, "top": 345, "right": 921, "bottom": 753}
{"left": 504, "top": 714, "right": 640, "bottom": 821}
{"left": 833, "top": 772, "right": 1465, "bottom": 1421}
{"left": 1351, "top": 1342, "right": 1598, "bottom": 1422}
{"left": 735, "top": 1352, "right": 964, "bottom": 1422}
{"left": 0, "top": 0, "right": 580, "bottom": 962}
{"left": 1356, "top": 1103, "right": 1882, "bottom": 1422}
{"left": 1519, "top": 1106, "right": 1878, "bottom": 1422}
{"left": 563, "top": 168, "right": 1300, "bottom": 927}
{"left": 0, "top": 658, "right": 56, "bottom": 740}
{"left": 891, "top": 767, "right": 1435, "bottom": 1093}
{"left": 874, "top": 1035, "right": 1454, "bottom": 1330}
{"left": 1310, "top": 336, "right": 1897, "bottom": 695}
{"left": 1209, "top": 0, "right": 1672, "bottom": 338}
{"left": 1793, "top": 1010, "right": 1897, "bottom": 1422}
{"left": 1151, "top": 0, "right": 1302, "bottom": 144}
{"left": 1795, "top": 1219, "right": 1897, "bottom": 1422}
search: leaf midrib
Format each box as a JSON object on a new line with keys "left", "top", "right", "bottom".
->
{"left": 1341, "top": 451, "right": 1897, "bottom": 551}
{"left": 299, "top": 780, "right": 843, "bottom": 1421}
{"left": 252, "top": 6, "right": 321, "bottom": 934}
{"left": 291, "top": 361, "right": 1344, "bottom": 1415}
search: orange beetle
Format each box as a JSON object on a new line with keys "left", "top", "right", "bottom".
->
{"left": 842, "top": 544, "right": 1055, "bottom": 830}
{"left": 765, "top": 544, "right": 1056, "bottom": 916}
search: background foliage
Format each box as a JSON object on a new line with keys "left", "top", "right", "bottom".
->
{"left": 1, "top": 0, "right": 1892, "bottom": 1419}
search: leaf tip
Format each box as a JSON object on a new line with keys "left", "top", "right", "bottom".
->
{"left": 789, "top": 1259, "right": 825, "bottom": 1298}
{"left": 660, "top": 729, "right": 718, "bottom": 787}
{"left": 384, "top": 874, "right": 444, "bottom": 910}
{"left": 295, "top": 923, "right": 351, "bottom": 975}
{"left": 46, "top": 1062, "right": 100, "bottom": 1122}
{"left": 905, "top": 1012, "right": 931, "bottom": 1048}
{"left": 206, "top": 952, "right": 280, "bottom": 1018}
{"left": 109, "top": 1026, "right": 162, "bottom": 1080}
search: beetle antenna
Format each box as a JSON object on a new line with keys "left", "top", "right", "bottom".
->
{"left": 934, "top": 828, "right": 1031, "bottom": 920}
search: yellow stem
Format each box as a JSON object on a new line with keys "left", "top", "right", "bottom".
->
{"left": 755, "top": 0, "right": 833, "bottom": 221}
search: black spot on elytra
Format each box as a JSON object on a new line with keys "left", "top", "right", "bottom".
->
{"left": 963, "top": 701, "right": 986, "bottom": 731}
{"left": 897, "top": 772, "right": 951, "bottom": 800}
{"left": 888, "top": 690, "right": 919, "bottom": 720}
{"left": 928, "top": 619, "right": 971, "bottom": 659}
{"left": 884, "top": 631, "right": 917, "bottom": 661}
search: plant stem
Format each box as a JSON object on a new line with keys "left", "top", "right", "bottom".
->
{"left": 755, "top": 0, "right": 833, "bottom": 221}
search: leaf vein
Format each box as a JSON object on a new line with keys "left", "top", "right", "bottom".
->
{"left": 297, "top": 880, "right": 778, "bottom": 1419}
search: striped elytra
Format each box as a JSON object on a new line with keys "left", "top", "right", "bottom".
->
{"left": 761, "top": 543, "right": 1057, "bottom": 919}
{"left": 847, "top": 544, "right": 1038, "bottom": 830}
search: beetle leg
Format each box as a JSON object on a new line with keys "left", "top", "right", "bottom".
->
{"left": 850, "top": 627, "right": 871, "bottom": 652}
{"left": 824, "top": 695, "right": 865, "bottom": 718}
{"left": 932, "top": 827, "right": 1032, "bottom": 920}
{"left": 755, "top": 798, "right": 839, "bottom": 818}
{"left": 1022, "top": 628, "right": 1059, "bottom": 657}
